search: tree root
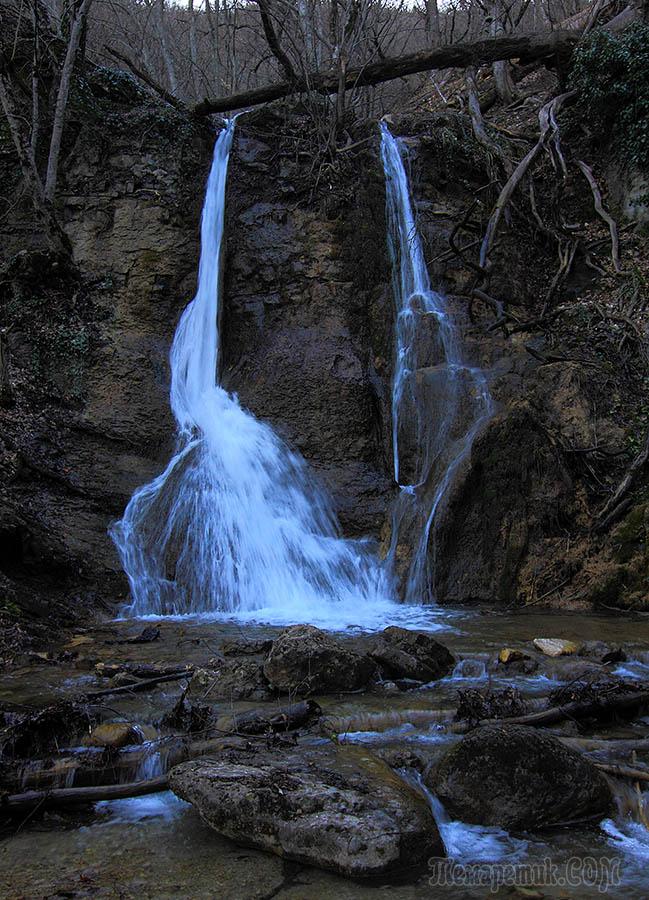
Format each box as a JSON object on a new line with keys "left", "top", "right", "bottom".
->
{"left": 577, "top": 160, "right": 625, "bottom": 273}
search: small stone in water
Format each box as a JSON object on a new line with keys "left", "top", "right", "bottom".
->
{"left": 498, "top": 647, "right": 526, "bottom": 664}
{"left": 84, "top": 723, "right": 143, "bottom": 749}
{"left": 533, "top": 638, "right": 579, "bottom": 658}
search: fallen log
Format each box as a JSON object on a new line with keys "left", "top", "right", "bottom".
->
{"left": 193, "top": 31, "right": 578, "bottom": 116}
{"left": 104, "top": 46, "right": 185, "bottom": 111}
{"left": 321, "top": 707, "right": 456, "bottom": 738}
{"left": 559, "top": 736, "right": 649, "bottom": 754}
{"left": 2, "top": 775, "right": 169, "bottom": 814}
{"left": 83, "top": 671, "right": 191, "bottom": 700}
{"left": 463, "top": 689, "right": 649, "bottom": 731}
{"left": 595, "top": 763, "right": 649, "bottom": 783}
{"left": 216, "top": 700, "right": 321, "bottom": 735}
{"left": 94, "top": 662, "right": 194, "bottom": 680}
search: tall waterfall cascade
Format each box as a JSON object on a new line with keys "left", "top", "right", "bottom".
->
{"left": 111, "top": 121, "right": 402, "bottom": 628}
{"left": 111, "top": 120, "right": 492, "bottom": 626}
{"left": 380, "top": 122, "right": 493, "bottom": 604}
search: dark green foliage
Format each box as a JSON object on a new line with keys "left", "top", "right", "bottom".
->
{"left": 569, "top": 23, "right": 649, "bottom": 170}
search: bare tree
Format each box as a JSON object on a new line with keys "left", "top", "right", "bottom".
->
{"left": 44, "top": 0, "right": 95, "bottom": 201}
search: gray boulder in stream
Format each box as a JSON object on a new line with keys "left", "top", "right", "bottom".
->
{"left": 427, "top": 724, "right": 613, "bottom": 830}
{"left": 169, "top": 745, "right": 443, "bottom": 878}
{"left": 366, "top": 626, "right": 455, "bottom": 682}
{"left": 263, "top": 624, "right": 375, "bottom": 695}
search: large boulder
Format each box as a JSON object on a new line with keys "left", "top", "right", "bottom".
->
{"left": 263, "top": 625, "right": 375, "bottom": 696}
{"left": 366, "top": 627, "right": 454, "bottom": 682}
{"left": 169, "top": 745, "right": 442, "bottom": 878}
{"left": 187, "top": 659, "right": 270, "bottom": 702}
{"left": 427, "top": 724, "right": 613, "bottom": 829}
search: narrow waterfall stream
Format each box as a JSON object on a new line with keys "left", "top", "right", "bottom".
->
{"left": 110, "top": 122, "right": 414, "bottom": 629}
{"left": 380, "top": 122, "right": 493, "bottom": 604}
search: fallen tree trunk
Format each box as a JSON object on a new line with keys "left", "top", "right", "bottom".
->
{"left": 193, "top": 31, "right": 578, "bottom": 116}
{"left": 216, "top": 700, "right": 321, "bottom": 735}
{"left": 2, "top": 775, "right": 169, "bottom": 814}
{"left": 466, "top": 689, "right": 649, "bottom": 731}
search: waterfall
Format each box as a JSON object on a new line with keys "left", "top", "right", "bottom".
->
{"left": 380, "top": 122, "right": 493, "bottom": 604}
{"left": 110, "top": 121, "right": 410, "bottom": 629}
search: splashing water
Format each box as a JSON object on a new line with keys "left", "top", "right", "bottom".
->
{"left": 403, "top": 771, "right": 530, "bottom": 863}
{"left": 110, "top": 121, "right": 417, "bottom": 629}
{"left": 111, "top": 120, "right": 495, "bottom": 625}
{"left": 379, "top": 122, "right": 493, "bottom": 603}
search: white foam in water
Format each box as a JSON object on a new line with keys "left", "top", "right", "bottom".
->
{"left": 340, "top": 722, "right": 454, "bottom": 746}
{"left": 109, "top": 121, "right": 409, "bottom": 629}
{"left": 447, "top": 658, "right": 488, "bottom": 681}
{"left": 110, "top": 120, "right": 493, "bottom": 629}
{"left": 405, "top": 771, "right": 530, "bottom": 863}
{"left": 435, "top": 664, "right": 559, "bottom": 695}
{"left": 95, "top": 791, "right": 188, "bottom": 826}
{"left": 602, "top": 817, "right": 649, "bottom": 883}
{"left": 613, "top": 661, "right": 649, "bottom": 681}
{"left": 128, "top": 602, "right": 452, "bottom": 633}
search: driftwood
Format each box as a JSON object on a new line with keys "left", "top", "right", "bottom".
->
{"left": 2, "top": 775, "right": 169, "bottom": 814}
{"left": 83, "top": 671, "right": 191, "bottom": 700}
{"left": 15, "top": 734, "right": 249, "bottom": 791}
{"left": 217, "top": 700, "right": 321, "bottom": 735}
{"left": 466, "top": 689, "right": 649, "bottom": 731}
{"left": 560, "top": 736, "right": 649, "bottom": 753}
{"left": 192, "top": 31, "right": 578, "bottom": 116}
{"left": 595, "top": 762, "right": 649, "bottom": 783}
{"left": 322, "top": 707, "right": 456, "bottom": 738}
{"left": 15, "top": 709, "right": 320, "bottom": 791}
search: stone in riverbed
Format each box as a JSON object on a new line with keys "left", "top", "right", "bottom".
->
{"left": 498, "top": 647, "right": 525, "bottom": 664}
{"left": 84, "top": 722, "right": 144, "bottom": 750}
{"left": 366, "top": 626, "right": 455, "bottom": 683}
{"left": 498, "top": 647, "right": 539, "bottom": 674}
{"left": 187, "top": 659, "right": 270, "bottom": 702}
{"left": 169, "top": 745, "right": 443, "bottom": 878}
{"left": 533, "top": 638, "right": 580, "bottom": 658}
{"left": 427, "top": 724, "right": 613, "bottom": 830}
{"left": 221, "top": 637, "right": 273, "bottom": 657}
{"left": 263, "top": 625, "right": 375, "bottom": 696}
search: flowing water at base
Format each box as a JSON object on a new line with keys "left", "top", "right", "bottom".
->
{"left": 2, "top": 607, "right": 649, "bottom": 898}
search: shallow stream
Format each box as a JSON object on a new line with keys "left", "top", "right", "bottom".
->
{"left": 2, "top": 606, "right": 649, "bottom": 899}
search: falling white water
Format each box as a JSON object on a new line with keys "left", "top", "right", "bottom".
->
{"left": 403, "top": 771, "right": 530, "bottom": 863}
{"left": 110, "top": 120, "right": 434, "bottom": 630}
{"left": 380, "top": 122, "right": 493, "bottom": 604}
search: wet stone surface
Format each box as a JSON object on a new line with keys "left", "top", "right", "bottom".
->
{"left": 1, "top": 607, "right": 649, "bottom": 898}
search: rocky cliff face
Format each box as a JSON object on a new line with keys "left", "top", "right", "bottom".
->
{"left": 0, "top": 78, "right": 211, "bottom": 622}
{"left": 221, "top": 115, "right": 394, "bottom": 536}
{"left": 1, "top": 77, "right": 647, "bottom": 633}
